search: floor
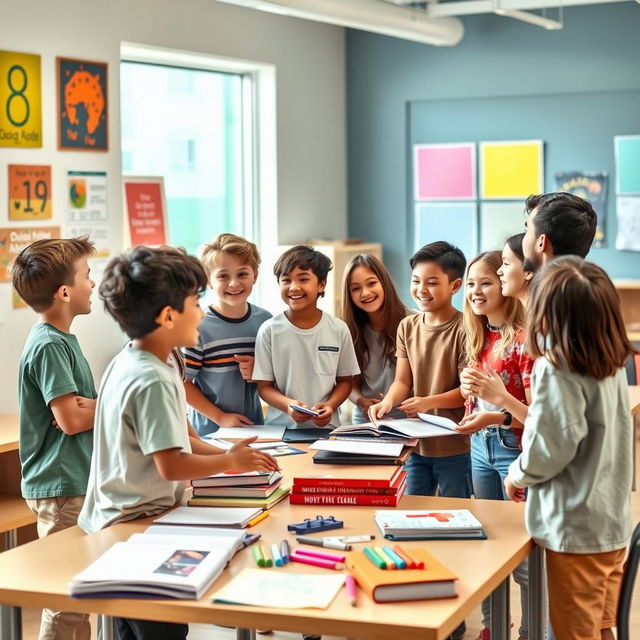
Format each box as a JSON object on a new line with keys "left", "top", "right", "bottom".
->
{"left": 20, "top": 473, "right": 640, "bottom": 639}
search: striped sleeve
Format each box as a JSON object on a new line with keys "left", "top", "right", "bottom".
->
{"left": 182, "top": 342, "right": 204, "bottom": 380}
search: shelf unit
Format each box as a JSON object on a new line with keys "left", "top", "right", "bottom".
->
{"left": 614, "top": 280, "right": 640, "bottom": 343}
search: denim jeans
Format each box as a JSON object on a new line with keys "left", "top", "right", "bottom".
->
{"left": 116, "top": 618, "right": 188, "bottom": 640}
{"left": 472, "top": 427, "right": 529, "bottom": 638}
{"left": 404, "top": 451, "right": 472, "bottom": 498}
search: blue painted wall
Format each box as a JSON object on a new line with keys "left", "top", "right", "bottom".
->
{"left": 347, "top": 2, "right": 640, "bottom": 301}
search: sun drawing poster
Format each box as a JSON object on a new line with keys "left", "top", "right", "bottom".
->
{"left": 57, "top": 57, "right": 108, "bottom": 151}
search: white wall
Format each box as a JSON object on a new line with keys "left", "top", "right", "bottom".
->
{"left": 0, "top": 0, "right": 346, "bottom": 412}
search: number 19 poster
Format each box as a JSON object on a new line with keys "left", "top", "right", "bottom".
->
{"left": 0, "top": 51, "right": 42, "bottom": 147}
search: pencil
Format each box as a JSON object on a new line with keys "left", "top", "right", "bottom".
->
{"left": 345, "top": 574, "right": 357, "bottom": 607}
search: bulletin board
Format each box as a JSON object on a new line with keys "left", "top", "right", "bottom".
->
{"left": 408, "top": 89, "right": 640, "bottom": 275}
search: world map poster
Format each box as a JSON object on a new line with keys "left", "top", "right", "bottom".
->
{"left": 57, "top": 57, "right": 108, "bottom": 151}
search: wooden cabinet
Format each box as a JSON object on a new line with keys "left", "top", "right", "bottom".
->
{"left": 614, "top": 280, "right": 640, "bottom": 342}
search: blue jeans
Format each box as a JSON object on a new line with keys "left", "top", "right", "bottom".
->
{"left": 472, "top": 427, "right": 529, "bottom": 639}
{"left": 404, "top": 451, "right": 471, "bottom": 498}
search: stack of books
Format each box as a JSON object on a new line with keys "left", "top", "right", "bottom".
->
{"left": 187, "top": 470, "right": 290, "bottom": 510}
{"left": 375, "top": 509, "right": 486, "bottom": 540}
{"left": 289, "top": 462, "right": 406, "bottom": 506}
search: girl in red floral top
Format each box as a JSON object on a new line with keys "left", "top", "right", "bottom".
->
{"left": 456, "top": 250, "right": 534, "bottom": 640}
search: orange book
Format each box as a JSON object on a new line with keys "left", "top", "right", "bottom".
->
{"left": 346, "top": 547, "right": 457, "bottom": 603}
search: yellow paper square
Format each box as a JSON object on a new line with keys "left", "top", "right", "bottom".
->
{"left": 481, "top": 141, "right": 543, "bottom": 199}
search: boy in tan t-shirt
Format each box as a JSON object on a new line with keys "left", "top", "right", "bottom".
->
{"left": 370, "top": 240, "right": 470, "bottom": 497}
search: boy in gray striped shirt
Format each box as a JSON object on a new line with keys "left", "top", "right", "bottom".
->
{"left": 183, "top": 234, "right": 271, "bottom": 436}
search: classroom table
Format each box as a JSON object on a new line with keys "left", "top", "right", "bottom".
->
{"left": 0, "top": 447, "right": 544, "bottom": 640}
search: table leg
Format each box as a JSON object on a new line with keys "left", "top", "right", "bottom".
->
{"left": 528, "top": 544, "right": 546, "bottom": 640}
{"left": 489, "top": 576, "right": 510, "bottom": 640}
{"left": 236, "top": 629, "right": 256, "bottom": 640}
{"left": 1, "top": 530, "right": 22, "bottom": 640}
{"left": 98, "top": 614, "right": 118, "bottom": 640}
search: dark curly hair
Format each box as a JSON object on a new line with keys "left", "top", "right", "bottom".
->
{"left": 99, "top": 246, "right": 207, "bottom": 339}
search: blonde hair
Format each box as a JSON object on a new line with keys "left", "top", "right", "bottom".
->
{"left": 200, "top": 233, "right": 260, "bottom": 274}
{"left": 527, "top": 257, "right": 634, "bottom": 379}
{"left": 463, "top": 251, "right": 525, "bottom": 364}
{"left": 340, "top": 254, "right": 410, "bottom": 379}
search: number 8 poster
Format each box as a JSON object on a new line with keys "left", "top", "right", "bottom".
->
{"left": 9, "top": 165, "right": 52, "bottom": 220}
{"left": 0, "top": 51, "right": 42, "bottom": 148}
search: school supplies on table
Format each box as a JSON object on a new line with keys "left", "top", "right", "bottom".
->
{"left": 375, "top": 509, "right": 486, "bottom": 540}
{"left": 191, "top": 470, "right": 282, "bottom": 489}
{"left": 205, "top": 425, "right": 287, "bottom": 441}
{"left": 346, "top": 547, "right": 458, "bottom": 602}
{"left": 310, "top": 440, "right": 405, "bottom": 457}
{"left": 345, "top": 574, "right": 357, "bottom": 606}
{"left": 212, "top": 569, "right": 346, "bottom": 609}
{"left": 329, "top": 416, "right": 462, "bottom": 441}
{"left": 293, "top": 461, "right": 404, "bottom": 490}
{"left": 287, "top": 515, "right": 344, "bottom": 534}
{"left": 324, "top": 534, "right": 375, "bottom": 544}
{"left": 290, "top": 551, "right": 345, "bottom": 570}
{"left": 188, "top": 485, "right": 291, "bottom": 510}
{"left": 192, "top": 480, "right": 283, "bottom": 499}
{"left": 70, "top": 529, "right": 243, "bottom": 599}
{"left": 154, "top": 506, "right": 264, "bottom": 529}
{"left": 283, "top": 427, "right": 333, "bottom": 443}
{"left": 295, "top": 548, "right": 346, "bottom": 563}
{"left": 296, "top": 535, "right": 352, "bottom": 551}
{"left": 311, "top": 448, "right": 412, "bottom": 466}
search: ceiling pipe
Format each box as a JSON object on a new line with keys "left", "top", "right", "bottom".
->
{"left": 215, "top": 0, "right": 465, "bottom": 46}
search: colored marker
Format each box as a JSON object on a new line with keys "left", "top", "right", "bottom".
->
{"left": 281, "top": 539, "right": 290, "bottom": 564}
{"left": 363, "top": 546, "right": 386, "bottom": 570}
{"left": 392, "top": 545, "right": 415, "bottom": 569}
{"left": 295, "top": 548, "right": 346, "bottom": 563}
{"left": 383, "top": 545, "right": 406, "bottom": 570}
{"left": 345, "top": 574, "right": 357, "bottom": 607}
{"left": 290, "top": 551, "right": 345, "bottom": 570}
{"left": 296, "top": 535, "right": 351, "bottom": 551}
{"left": 375, "top": 546, "right": 396, "bottom": 570}
{"left": 242, "top": 533, "right": 261, "bottom": 549}
{"left": 252, "top": 544, "right": 265, "bottom": 567}
{"left": 401, "top": 546, "right": 424, "bottom": 570}
{"left": 271, "top": 543, "right": 283, "bottom": 567}
{"left": 260, "top": 544, "right": 273, "bottom": 567}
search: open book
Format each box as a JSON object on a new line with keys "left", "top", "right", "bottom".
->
{"left": 69, "top": 528, "right": 244, "bottom": 599}
{"left": 330, "top": 414, "right": 461, "bottom": 441}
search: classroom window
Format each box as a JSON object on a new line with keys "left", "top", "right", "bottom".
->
{"left": 120, "top": 60, "right": 250, "bottom": 256}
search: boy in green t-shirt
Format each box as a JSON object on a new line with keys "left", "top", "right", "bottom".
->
{"left": 12, "top": 236, "right": 98, "bottom": 640}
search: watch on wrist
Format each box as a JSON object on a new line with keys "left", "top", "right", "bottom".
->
{"left": 502, "top": 410, "right": 513, "bottom": 427}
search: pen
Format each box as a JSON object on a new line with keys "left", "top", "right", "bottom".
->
{"left": 296, "top": 535, "right": 352, "bottom": 551}
{"left": 295, "top": 548, "right": 346, "bottom": 563}
{"left": 323, "top": 535, "right": 374, "bottom": 545}
{"left": 271, "top": 543, "right": 283, "bottom": 567}
{"left": 375, "top": 546, "right": 396, "bottom": 570}
{"left": 290, "top": 551, "right": 345, "bottom": 571}
{"left": 281, "top": 539, "right": 290, "bottom": 564}
{"left": 363, "top": 546, "right": 386, "bottom": 570}
{"left": 382, "top": 545, "right": 406, "bottom": 570}
{"left": 392, "top": 545, "right": 415, "bottom": 569}
{"left": 252, "top": 544, "right": 265, "bottom": 567}
{"left": 242, "top": 533, "right": 262, "bottom": 548}
{"left": 345, "top": 574, "right": 357, "bottom": 607}
{"left": 246, "top": 511, "right": 269, "bottom": 528}
{"left": 260, "top": 544, "right": 273, "bottom": 567}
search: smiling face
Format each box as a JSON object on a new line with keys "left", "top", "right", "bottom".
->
{"left": 465, "top": 259, "right": 506, "bottom": 321}
{"left": 66, "top": 256, "right": 95, "bottom": 316}
{"left": 497, "top": 243, "right": 531, "bottom": 299}
{"left": 410, "top": 261, "right": 459, "bottom": 314}
{"left": 348, "top": 265, "right": 385, "bottom": 316}
{"left": 279, "top": 266, "right": 325, "bottom": 312}
{"left": 208, "top": 252, "right": 257, "bottom": 314}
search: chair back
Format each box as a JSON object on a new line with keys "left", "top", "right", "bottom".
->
{"left": 617, "top": 522, "right": 640, "bottom": 640}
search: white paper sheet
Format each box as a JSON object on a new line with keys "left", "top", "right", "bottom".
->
{"left": 616, "top": 197, "right": 640, "bottom": 251}
{"left": 205, "top": 425, "right": 287, "bottom": 441}
{"left": 309, "top": 440, "right": 404, "bottom": 457}
{"left": 212, "top": 569, "right": 345, "bottom": 609}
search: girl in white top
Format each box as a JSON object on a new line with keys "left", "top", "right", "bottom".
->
{"left": 341, "top": 254, "right": 410, "bottom": 424}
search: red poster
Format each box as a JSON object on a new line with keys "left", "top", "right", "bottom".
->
{"left": 124, "top": 178, "right": 167, "bottom": 246}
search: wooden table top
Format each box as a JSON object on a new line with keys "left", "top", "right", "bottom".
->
{"left": 0, "top": 447, "right": 531, "bottom": 640}
{"left": 0, "top": 414, "right": 19, "bottom": 454}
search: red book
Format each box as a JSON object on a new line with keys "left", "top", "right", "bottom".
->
{"left": 289, "top": 479, "right": 406, "bottom": 507}
{"left": 292, "top": 462, "right": 403, "bottom": 490}
{"left": 293, "top": 472, "right": 406, "bottom": 495}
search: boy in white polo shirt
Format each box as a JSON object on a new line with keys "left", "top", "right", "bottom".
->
{"left": 254, "top": 245, "right": 360, "bottom": 429}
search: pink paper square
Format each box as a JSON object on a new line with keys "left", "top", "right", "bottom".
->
{"left": 415, "top": 144, "right": 476, "bottom": 200}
